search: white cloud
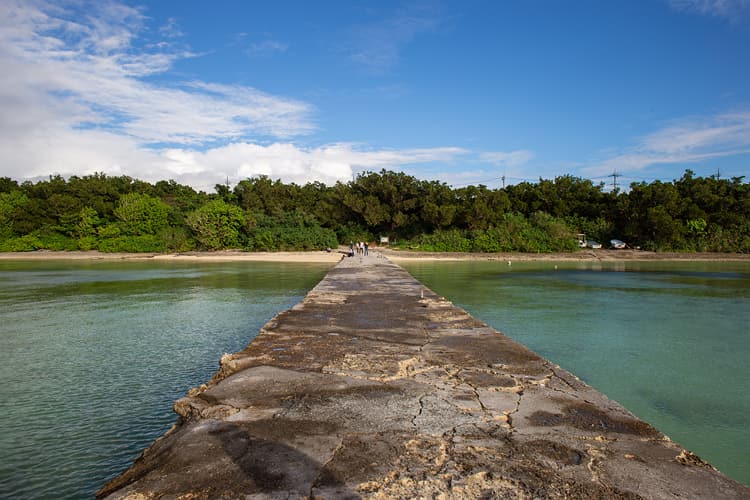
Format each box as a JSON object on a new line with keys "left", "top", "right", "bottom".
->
{"left": 585, "top": 109, "right": 750, "bottom": 176}
{"left": 1, "top": 118, "right": 468, "bottom": 192}
{"left": 0, "top": 1, "right": 470, "bottom": 192}
{"left": 246, "top": 39, "right": 289, "bottom": 58}
{"left": 159, "top": 17, "right": 184, "bottom": 38}
{"left": 0, "top": 0, "right": 314, "bottom": 153}
{"left": 667, "top": 0, "right": 750, "bottom": 21}
{"left": 319, "top": 144, "right": 466, "bottom": 167}
{"left": 346, "top": 2, "right": 443, "bottom": 72}
{"left": 158, "top": 143, "right": 467, "bottom": 191}
{"left": 479, "top": 150, "right": 535, "bottom": 168}
{"left": 1, "top": 122, "right": 160, "bottom": 182}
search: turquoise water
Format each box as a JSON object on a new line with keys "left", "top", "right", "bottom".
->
{"left": 1, "top": 259, "right": 749, "bottom": 496}
{"left": 0, "top": 260, "right": 332, "bottom": 499}
{"left": 401, "top": 260, "right": 750, "bottom": 487}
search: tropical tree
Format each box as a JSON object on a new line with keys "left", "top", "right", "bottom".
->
{"left": 114, "top": 192, "right": 170, "bottom": 235}
{"left": 187, "top": 199, "right": 247, "bottom": 250}
{"left": 0, "top": 191, "right": 29, "bottom": 238}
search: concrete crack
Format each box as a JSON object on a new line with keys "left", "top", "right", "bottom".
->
{"left": 504, "top": 389, "right": 523, "bottom": 432}
{"left": 460, "top": 374, "right": 488, "bottom": 412}
{"left": 310, "top": 434, "right": 345, "bottom": 498}
{"left": 412, "top": 394, "right": 427, "bottom": 429}
{"left": 548, "top": 365, "right": 580, "bottom": 391}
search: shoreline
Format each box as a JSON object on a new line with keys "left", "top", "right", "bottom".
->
{"left": 1, "top": 248, "right": 748, "bottom": 263}
{"left": 0, "top": 250, "right": 344, "bottom": 263}
{"left": 382, "top": 248, "right": 750, "bottom": 262}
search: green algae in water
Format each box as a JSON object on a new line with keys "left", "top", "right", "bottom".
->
{"left": 401, "top": 260, "right": 750, "bottom": 487}
{"left": 0, "top": 260, "right": 332, "bottom": 499}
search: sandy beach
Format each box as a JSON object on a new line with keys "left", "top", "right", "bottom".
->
{"left": 381, "top": 248, "right": 750, "bottom": 262}
{"left": 0, "top": 248, "right": 748, "bottom": 263}
{"left": 0, "top": 250, "right": 344, "bottom": 263}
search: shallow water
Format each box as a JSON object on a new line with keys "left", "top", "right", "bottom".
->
{"left": 0, "top": 260, "right": 331, "bottom": 499}
{"left": 401, "top": 260, "right": 750, "bottom": 487}
{"left": 1, "top": 259, "right": 748, "bottom": 496}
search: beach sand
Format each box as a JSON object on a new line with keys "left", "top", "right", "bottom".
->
{"left": 382, "top": 248, "right": 750, "bottom": 262}
{"left": 0, "top": 250, "right": 345, "bottom": 263}
{"left": 0, "top": 248, "right": 748, "bottom": 263}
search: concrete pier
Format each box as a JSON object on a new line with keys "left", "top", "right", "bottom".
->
{"left": 99, "top": 255, "right": 749, "bottom": 499}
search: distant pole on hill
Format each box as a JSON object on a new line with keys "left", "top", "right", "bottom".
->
{"left": 609, "top": 170, "right": 620, "bottom": 192}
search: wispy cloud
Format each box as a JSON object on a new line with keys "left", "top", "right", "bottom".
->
{"left": 246, "top": 39, "right": 288, "bottom": 58}
{"left": 667, "top": 0, "right": 750, "bottom": 21}
{"left": 479, "top": 150, "right": 535, "bottom": 168}
{"left": 0, "top": 0, "right": 314, "bottom": 148}
{"left": 346, "top": 1, "right": 443, "bottom": 72}
{"left": 0, "top": 0, "right": 470, "bottom": 191}
{"left": 158, "top": 17, "right": 184, "bottom": 38}
{"left": 585, "top": 109, "right": 750, "bottom": 176}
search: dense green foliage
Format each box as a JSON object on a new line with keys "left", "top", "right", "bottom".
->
{"left": 0, "top": 169, "right": 747, "bottom": 253}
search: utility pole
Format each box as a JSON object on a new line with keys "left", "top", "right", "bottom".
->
{"left": 501, "top": 174, "right": 506, "bottom": 189}
{"left": 609, "top": 170, "right": 620, "bottom": 192}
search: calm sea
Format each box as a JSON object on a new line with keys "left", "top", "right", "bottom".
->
{"left": 0, "top": 260, "right": 332, "bottom": 499}
{"left": 0, "top": 259, "right": 748, "bottom": 498}
{"left": 401, "top": 259, "right": 750, "bottom": 488}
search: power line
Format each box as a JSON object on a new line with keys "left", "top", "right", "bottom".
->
{"left": 445, "top": 170, "right": 719, "bottom": 190}
{"left": 609, "top": 170, "right": 620, "bottom": 191}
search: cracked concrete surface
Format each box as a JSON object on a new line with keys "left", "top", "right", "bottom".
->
{"left": 99, "top": 255, "right": 750, "bottom": 499}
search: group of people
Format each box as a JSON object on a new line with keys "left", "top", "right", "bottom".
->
{"left": 349, "top": 241, "right": 369, "bottom": 257}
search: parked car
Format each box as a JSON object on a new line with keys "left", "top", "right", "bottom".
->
{"left": 586, "top": 240, "right": 602, "bottom": 249}
{"left": 610, "top": 239, "right": 626, "bottom": 249}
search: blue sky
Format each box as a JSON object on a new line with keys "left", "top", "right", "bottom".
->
{"left": 1, "top": 0, "right": 749, "bottom": 191}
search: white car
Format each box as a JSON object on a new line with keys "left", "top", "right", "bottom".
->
{"left": 586, "top": 240, "right": 602, "bottom": 249}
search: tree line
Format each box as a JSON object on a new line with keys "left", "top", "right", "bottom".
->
{"left": 0, "top": 169, "right": 748, "bottom": 253}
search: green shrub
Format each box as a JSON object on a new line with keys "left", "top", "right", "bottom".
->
{"left": 115, "top": 192, "right": 170, "bottom": 235}
{"left": 470, "top": 229, "right": 507, "bottom": 252}
{"left": 397, "top": 212, "right": 578, "bottom": 253}
{"left": 246, "top": 225, "right": 337, "bottom": 251}
{"left": 98, "top": 224, "right": 121, "bottom": 239}
{"left": 77, "top": 236, "right": 98, "bottom": 251}
{"left": 403, "top": 229, "right": 472, "bottom": 252}
{"left": 34, "top": 232, "right": 78, "bottom": 251}
{"left": 98, "top": 235, "right": 166, "bottom": 253}
{"left": 159, "top": 227, "right": 195, "bottom": 252}
{"left": 187, "top": 199, "right": 246, "bottom": 250}
{"left": 1, "top": 235, "right": 42, "bottom": 252}
{"left": 336, "top": 223, "right": 374, "bottom": 246}
{"left": 248, "top": 229, "right": 275, "bottom": 251}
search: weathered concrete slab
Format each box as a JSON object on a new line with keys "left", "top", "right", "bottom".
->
{"left": 99, "top": 255, "right": 750, "bottom": 499}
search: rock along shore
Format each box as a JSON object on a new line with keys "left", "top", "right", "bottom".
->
{"left": 98, "top": 254, "right": 750, "bottom": 499}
